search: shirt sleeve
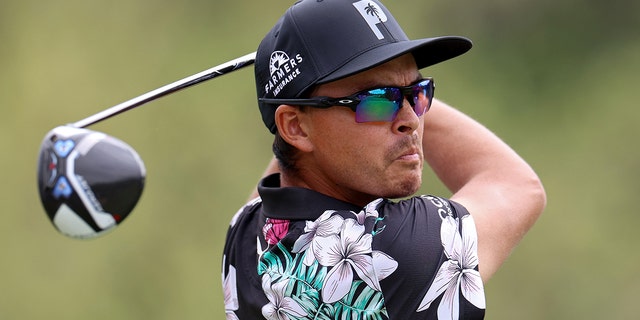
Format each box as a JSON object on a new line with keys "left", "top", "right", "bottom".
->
{"left": 372, "top": 195, "right": 486, "bottom": 319}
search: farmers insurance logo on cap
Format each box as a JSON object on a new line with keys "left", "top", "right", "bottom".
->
{"left": 264, "top": 51, "right": 304, "bottom": 97}
{"left": 352, "top": 0, "right": 388, "bottom": 40}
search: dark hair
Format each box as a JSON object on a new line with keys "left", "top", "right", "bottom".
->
{"left": 272, "top": 131, "right": 299, "bottom": 173}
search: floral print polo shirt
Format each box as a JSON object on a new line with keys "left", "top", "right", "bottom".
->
{"left": 222, "top": 174, "right": 485, "bottom": 319}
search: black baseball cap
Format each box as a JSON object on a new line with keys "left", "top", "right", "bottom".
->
{"left": 255, "top": 0, "right": 472, "bottom": 134}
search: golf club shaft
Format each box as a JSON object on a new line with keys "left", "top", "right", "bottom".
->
{"left": 72, "top": 52, "right": 257, "bottom": 128}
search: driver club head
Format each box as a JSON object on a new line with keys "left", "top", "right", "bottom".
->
{"left": 37, "top": 126, "right": 146, "bottom": 239}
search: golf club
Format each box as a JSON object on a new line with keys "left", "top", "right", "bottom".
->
{"left": 37, "top": 52, "right": 256, "bottom": 239}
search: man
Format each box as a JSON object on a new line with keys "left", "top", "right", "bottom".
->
{"left": 222, "top": 0, "right": 546, "bottom": 319}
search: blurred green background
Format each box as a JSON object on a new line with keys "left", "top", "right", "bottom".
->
{"left": 1, "top": 0, "right": 638, "bottom": 319}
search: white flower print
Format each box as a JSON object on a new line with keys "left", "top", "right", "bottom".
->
{"left": 353, "top": 198, "right": 383, "bottom": 224}
{"left": 291, "top": 210, "right": 344, "bottom": 266}
{"left": 313, "top": 219, "right": 396, "bottom": 303}
{"left": 222, "top": 255, "right": 239, "bottom": 320}
{"left": 416, "top": 214, "right": 486, "bottom": 319}
{"left": 372, "top": 250, "right": 398, "bottom": 281}
{"left": 261, "top": 274, "right": 306, "bottom": 320}
{"left": 257, "top": 236, "right": 265, "bottom": 258}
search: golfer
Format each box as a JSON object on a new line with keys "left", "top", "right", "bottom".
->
{"left": 222, "top": 0, "right": 546, "bottom": 319}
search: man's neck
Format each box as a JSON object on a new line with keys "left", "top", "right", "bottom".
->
{"left": 279, "top": 170, "right": 376, "bottom": 207}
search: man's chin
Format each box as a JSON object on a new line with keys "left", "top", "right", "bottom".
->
{"left": 386, "top": 177, "right": 422, "bottom": 199}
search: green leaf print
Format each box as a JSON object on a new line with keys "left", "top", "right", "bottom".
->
{"left": 258, "top": 242, "right": 388, "bottom": 319}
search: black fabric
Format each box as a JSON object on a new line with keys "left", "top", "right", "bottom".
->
{"left": 222, "top": 174, "right": 485, "bottom": 319}
{"left": 258, "top": 174, "right": 361, "bottom": 220}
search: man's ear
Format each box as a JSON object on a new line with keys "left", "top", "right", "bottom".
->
{"left": 274, "top": 105, "right": 314, "bottom": 153}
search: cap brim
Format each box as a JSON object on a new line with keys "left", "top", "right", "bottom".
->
{"left": 317, "top": 36, "right": 472, "bottom": 84}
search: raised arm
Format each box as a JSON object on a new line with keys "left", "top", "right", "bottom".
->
{"left": 423, "top": 99, "right": 546, "bottom": 281}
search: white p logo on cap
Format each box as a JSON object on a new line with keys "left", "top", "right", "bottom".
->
{"left": 353, "top": 0, "right": 388, "bottom": 40}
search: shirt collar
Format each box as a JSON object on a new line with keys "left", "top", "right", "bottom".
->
{"left": 257, "top": 173, "right": 362, "bottom": 220}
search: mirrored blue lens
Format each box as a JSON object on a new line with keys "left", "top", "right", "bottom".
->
{"left": 354, "top": 80, "right": 433, "bottom": 123}
{"left": 355, "top": 88, "right": 401, "bottom": 122}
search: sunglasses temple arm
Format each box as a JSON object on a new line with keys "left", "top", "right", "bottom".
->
{"left": 259, "top": 97, "right": 342, "bottom": 108}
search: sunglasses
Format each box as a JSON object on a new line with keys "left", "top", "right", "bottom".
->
{"left": 259, "top": 78, "right": 434, "bottom": 123}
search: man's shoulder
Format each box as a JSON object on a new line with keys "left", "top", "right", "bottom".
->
{"left": 377, "top": 195, "right": 470, "bottom": 219}
{"left": 228, "top": 197, "right": 263, "bottom": 229}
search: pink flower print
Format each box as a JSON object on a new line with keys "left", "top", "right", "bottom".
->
{"left": 263, "top": 218, "right": 290, "bottom": 245}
